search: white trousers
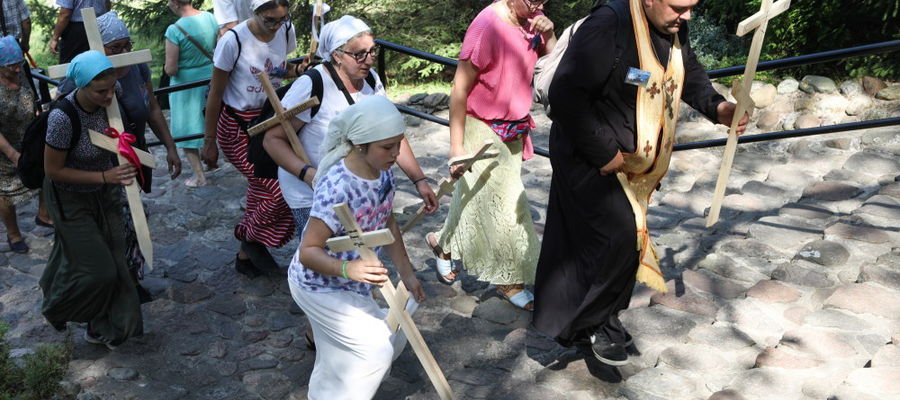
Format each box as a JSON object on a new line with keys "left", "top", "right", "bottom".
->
{"left": 289, "top": 280, "right": 409, "bottom": 400}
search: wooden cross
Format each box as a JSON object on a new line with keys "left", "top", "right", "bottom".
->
{"left": 247, "top": 72, "right": 314, "bottom": 165}
{"left": 308, "top": 0, "right": 325, "bottom": 61}
{"left": 47, "top": 8, "right": 159, "bottom": 270}
{"left": 706, "top": 0, "right": 790, "bottom": 227}
{"left": 400, "top": 140, "right": 499, "bottom": 233}
{"left": 326, "top": 203, "right": 455, "bottom": 400}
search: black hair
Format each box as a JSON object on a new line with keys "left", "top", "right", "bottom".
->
{"left": 255, "top": 0, "right": 290, "bottom": 14}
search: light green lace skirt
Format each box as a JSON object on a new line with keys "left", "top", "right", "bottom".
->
{"left": 437, "top": 116, "right": 540, "bottom": 285}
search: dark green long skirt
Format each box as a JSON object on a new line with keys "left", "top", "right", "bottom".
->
{"left": 39, "top": 179, "right": 143, "bottom": 345}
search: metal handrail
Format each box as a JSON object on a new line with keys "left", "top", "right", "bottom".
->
{"left": 31, "top": 39, "right": 897, "bottom": 151}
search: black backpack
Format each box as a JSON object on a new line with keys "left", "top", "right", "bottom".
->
{"left": 16, "top": 98, "right": 81, "bottom": 189}
{"left": 245, "top": 62, "right": 377, "bottom": 179}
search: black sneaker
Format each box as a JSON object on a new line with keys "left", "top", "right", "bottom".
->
{"left": 240, "top": 240, "right": 283, "bottom": 276}
{"left": 235, "top": 255, "right": 262, "bottom": 279}
{"left": 591, "top": 332, "right": 628, "bottom": 366}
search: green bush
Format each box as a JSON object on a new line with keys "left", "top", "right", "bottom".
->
{"left": 0, "top": 322, "right": 72, "bottom": 400}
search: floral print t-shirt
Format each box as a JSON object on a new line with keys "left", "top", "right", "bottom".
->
{"left": 288, "top": 159, "right": 395, "bottom": 296}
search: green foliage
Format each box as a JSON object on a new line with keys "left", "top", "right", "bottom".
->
{"left": 697, "top": 0, "right": 900, "bottom": 78}
{"left": 0, "top": 322, "right": 72, "bottom": 400}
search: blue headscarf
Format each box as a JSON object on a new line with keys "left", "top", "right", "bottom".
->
{"left": 67, "top": 51, "right": 114, "bottom": 88}
{"left": 0, "top": 35, "right": 23, "bottom": 66}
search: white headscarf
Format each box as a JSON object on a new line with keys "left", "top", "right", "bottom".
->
{"left": 315, "top": 96, "right": 405, "bottom": 183}
{"left": 316, "top": 15, "right": 371, "bottom": 61}
{"left": 97, "top": 11, "right": 129, "bottom": 45}
{"left": 250, "top": 0, "right": 274, "bottom": 12}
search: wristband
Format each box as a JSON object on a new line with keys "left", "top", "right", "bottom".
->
{"left": 341, "top": 260, "right": 349, "bottom": 279}
{"left": 101, "top": 170, "right": 106, "bottom": 184}
{"left": 299, "top": 165, "right": 312, "bottom": 182}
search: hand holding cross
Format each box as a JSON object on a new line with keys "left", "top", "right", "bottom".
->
{"left": 400, "top": 140, "right": 498, "bottom": 233}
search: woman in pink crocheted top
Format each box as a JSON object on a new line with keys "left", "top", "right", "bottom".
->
{"left": 427, "top": 0, "right": 556, "bottom": 311}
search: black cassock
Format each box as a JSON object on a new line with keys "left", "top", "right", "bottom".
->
{"left": 532, "top": 1, "right": 725, "bottom": 345}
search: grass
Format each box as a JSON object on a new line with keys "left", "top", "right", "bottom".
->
{"left": 0, "top": 322, "right": 72, "bottom": 400}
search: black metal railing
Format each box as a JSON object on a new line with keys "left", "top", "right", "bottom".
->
{"left": 30, "top": 39, "right": 899, "bottom": 151}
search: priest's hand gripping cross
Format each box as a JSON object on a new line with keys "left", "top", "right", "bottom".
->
{"left": 49, "top": 7, "right": 159, "bottom": 270}
{"left": 246, "top": 72, "right": 319, "bottom": 166}
{"left": 706, "top": 0, "right": 790, "bottom": 227}
{"left": 326, "top": 203, "right": 455, "bottom": 400}
{"left": 400, "top": 140, "right": 499, "bottom": 233}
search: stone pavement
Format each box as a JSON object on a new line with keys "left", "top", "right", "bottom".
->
{"left": 2, "top": 99, "right": 899, "bottom": 399}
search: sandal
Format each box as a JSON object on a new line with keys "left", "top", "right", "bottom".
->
{"left": 34, "top": 216, "right": 54, "bottom": 228}
{"left": 185, "top": 176, "right": 207, "bottom": 188}
{"left": 497, "top": 284, "right": 534, "bottom": 311}
{"left": 426, "top": 232, "right": 459, "bottom": 284}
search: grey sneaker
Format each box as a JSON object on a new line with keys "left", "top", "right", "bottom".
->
{"left": 84, "top": 328, "right": 117, "bottom": 350}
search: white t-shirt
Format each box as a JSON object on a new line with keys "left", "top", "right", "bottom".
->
{"left": 212, "top": 0, "right": 253, "bottom": 27}
{"left": 213, "top": 21, "right": 297, "bottom": 111}
{"left": 278, "top": 64, "right": 386, "bottom": 209}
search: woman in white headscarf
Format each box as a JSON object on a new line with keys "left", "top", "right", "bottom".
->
{"left": 288, "top": 95, "right": 426, "bottom": 400}
{"left": 263, "top": 15, "right": 436, "bottom": 243}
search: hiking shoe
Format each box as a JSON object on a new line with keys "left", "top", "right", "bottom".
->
{"left": 84, "top": 328, "right": 117, "bottom": 350}
{"left": 590, "top": 332, "right": 628, "bottom": 366}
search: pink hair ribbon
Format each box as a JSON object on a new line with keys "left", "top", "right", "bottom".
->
{"left": 104, "top": 127, "right": 145, "bottom": 187}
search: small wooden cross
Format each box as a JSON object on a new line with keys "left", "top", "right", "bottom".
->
{"left": 49, "top": 8, "right": 159, "bottom": 270}
{"left": 400, "top": 140, "right": 499, "bottom": 233}
{"left": 647, "top": 81, "right": 660, "bottom": 99}
{"left": 706, "top": 0, "right": 791, "bottom": 227}
{"left": 326, "top": 203, "right": 455, "bottom": 400}
{"left": 247, "top": 72, "right": 313, "bottom": 165}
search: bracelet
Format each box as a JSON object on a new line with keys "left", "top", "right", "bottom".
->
{"left": 101, "top": 170, "right": 106, "bottom": 184}
{"left": 412, "top": 177, "right": 428, "bottom": 185}
{"left": 341, "top": 260, "right": 349, "bottom": 279}
{"left": 298, "top": 165, "right": 312, "bottom": 182}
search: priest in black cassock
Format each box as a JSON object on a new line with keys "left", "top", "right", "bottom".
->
{"left": 532, "top": 0, "right": 747, "bottom": 367}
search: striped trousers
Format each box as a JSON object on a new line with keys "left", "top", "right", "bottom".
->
{"left": 216, "top": 106, "right": 294, "bottom": 248}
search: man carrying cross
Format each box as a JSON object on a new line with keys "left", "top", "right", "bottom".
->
{"left": 532, "top": 0, "right": 748, "bottom": 366}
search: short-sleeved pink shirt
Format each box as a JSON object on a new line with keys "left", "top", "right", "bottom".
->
{"left": 460, "top": 5, "right": 542, "bottom": 121}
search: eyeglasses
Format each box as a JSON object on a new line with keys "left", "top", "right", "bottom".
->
{"left": 337, "top": 45, "right": 380, "bottom": 63}
{"left": 261, "top": 14, "right": 289, "bottom": 28}
{"left": 104, "top": 40, "right": 133, "bottom": 54}
{"left": 524, "top": 0, "right": 548, "bottom": 8}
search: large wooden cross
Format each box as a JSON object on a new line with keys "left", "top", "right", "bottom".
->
{"left": 706, "top": 0, "right": 790, "bottom": 227}
{"left": 308, "top": 0, "right": 325, "bottom": 61}
{"left": 326, "top": 203, "right": 455, "bottom": 400}
{"left": 400, "top": 140, "right": 498, "bottom": 233}
{"left": 48, "top": 8, "right": 158, "bottom": 270}
{"left": 246, "top": 72, "right": 316, "bottom": 165}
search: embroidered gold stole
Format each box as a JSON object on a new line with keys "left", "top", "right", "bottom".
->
{"left": 616, "top": 0, "right": 686, "bottom": 294}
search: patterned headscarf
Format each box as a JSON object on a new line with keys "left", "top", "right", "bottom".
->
{"left": 67, "top": 50, "right": 114, "bottom": 88}
{"left": 315, "top": 96, "right": 405, "bottom": 184}
{"left": 97, "top": 11, "right": 130, "bottom": 45}
{"left": 316, "top": 15, "right": 371, "bottom": 61}
{"left": 0, "top": 36, "right": 23, "bottom": 66}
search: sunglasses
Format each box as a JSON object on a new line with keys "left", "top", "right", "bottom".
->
{"left": 337, "top": 45, "right": 381, "bottom": 63}
{"left": 261, "top": 14, "right": 289, "bottom": 28}
{"left": 104, "top": 40, "right": 133, "bottom": 54}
